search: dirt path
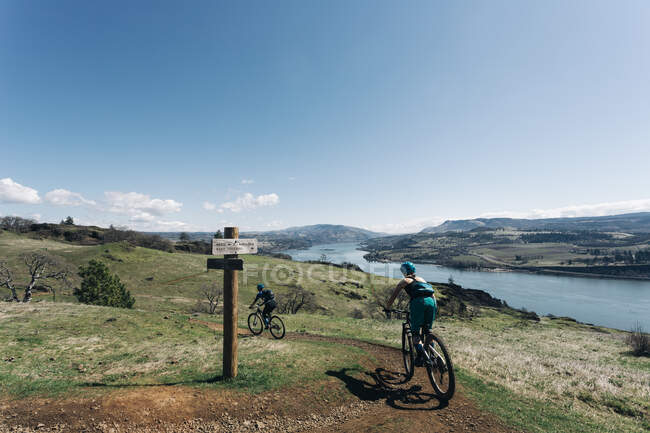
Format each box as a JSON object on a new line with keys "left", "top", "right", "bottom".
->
{"left": 0, "top": 321, "right": 521, "bottom": 433}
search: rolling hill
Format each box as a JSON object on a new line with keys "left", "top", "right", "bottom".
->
{"left": 153, "top": 224, "right": 385, "bottom": 252}
{"left": 421, "top": 212, "right": 650, "bottom": 234}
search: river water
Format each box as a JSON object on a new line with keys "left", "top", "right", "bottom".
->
{"left": 284, "top": 242, "right": 650, "bottom": 331}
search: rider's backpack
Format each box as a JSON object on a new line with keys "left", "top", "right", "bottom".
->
{"left": 405, "top": 278, "right": 435, "bottom": 299}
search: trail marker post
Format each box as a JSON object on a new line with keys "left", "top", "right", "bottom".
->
{"left": 207, "top": 227, "right": 258, "bottom": 379}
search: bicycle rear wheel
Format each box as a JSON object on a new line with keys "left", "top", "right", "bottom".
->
{"left": 425, "top": 333, "right": 455, "bottom": 400}
{"left": 402, "top": 325, "right": 415, "bottom": 380}
{"left": 269, "top": 315, "right": 285, "bottom": 339}
{"left": 247, "top": 312, "right": 263, "bottom": 335}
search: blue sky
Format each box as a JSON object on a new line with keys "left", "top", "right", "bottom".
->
{"left": 1, "top": 0, "right": 649, "bottom": 233}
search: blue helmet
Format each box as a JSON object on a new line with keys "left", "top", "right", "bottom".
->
{"left": 257, "top": 283, "right": 265, "bottom": 291}
{"left": 400, "top": 262, "right": 416, "bottom": 276}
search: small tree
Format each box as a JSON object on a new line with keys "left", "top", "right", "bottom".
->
{"left": 74, "top": 260, "right": 135, "bottom": 308}
{"left": 214, "top": 230, "right": 223, "bottom": 239}
{"left": 199, "top": 283, "right": 223, "bottom": 314}
{"left": 179, "top": 232, "right": 190, "bottom": 241}
{"left": 64, "top": 216, "right": 74, "bottom": 225}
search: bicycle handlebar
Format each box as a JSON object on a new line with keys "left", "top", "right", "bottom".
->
{"left": 384, "top": 308, "right": 409, "bottom": 314}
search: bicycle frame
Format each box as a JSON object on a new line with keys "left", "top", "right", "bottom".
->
{"left": 389, "top": 309, "right": 447, "bottom": 370}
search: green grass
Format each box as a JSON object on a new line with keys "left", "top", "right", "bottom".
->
{"left": 0, "top": 302, "right": 375, "bottom": 398}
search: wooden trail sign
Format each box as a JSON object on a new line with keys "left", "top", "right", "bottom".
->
{"left": 207, "top": 227, "right": 258, "bottom": 379}
{"left": 207, "top": 258, "right": 244, "bottom": 271}
{"left": 212, "top": 239, "right": 258, "bottom": 255}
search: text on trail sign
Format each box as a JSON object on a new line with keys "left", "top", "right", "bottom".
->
{"left": 212, "top": 238, "right": 258, "bottom": 255}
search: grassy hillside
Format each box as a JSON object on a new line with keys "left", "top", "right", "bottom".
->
{"left": 1, "top": 231, "right": 648, "bottom": 432}
{"left": 0, "top": 230, "right": 376, "bottom": 315}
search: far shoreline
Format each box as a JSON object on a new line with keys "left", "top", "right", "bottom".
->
{"left": 360, "top": 252, "right": 650, "bottom": 282}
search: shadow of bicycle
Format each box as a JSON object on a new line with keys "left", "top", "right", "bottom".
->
{"left": 325, "top": 367, "right": 448, "bottom": 411}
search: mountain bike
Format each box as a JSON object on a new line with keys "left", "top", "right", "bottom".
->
{"left": 248, "top": 304, "right": 285, "bottom": 339}
{"left": 386, "top": 308, "right": 455, "bottom": 400}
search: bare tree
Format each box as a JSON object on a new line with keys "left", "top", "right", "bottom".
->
{"left": 0, "top": 261, "right": 19, "bottom": 302}
{"left": 200, "top": 283, "right": 223, "bottom": 314}
{"left": 0, "top": 252, "right": 71, "bottom": 303}
{"left": 627, "top": 322, "right": 649, "bottom": 356}
{"left": 0, "top": 216, "right": 35, "bottom": 233}
{"left": 277, "top": 286, "right": 317, "bottom": 314}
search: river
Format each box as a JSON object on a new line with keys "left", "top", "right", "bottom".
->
{"left": 284, "top": 242, "right": 650, "bottom": 331}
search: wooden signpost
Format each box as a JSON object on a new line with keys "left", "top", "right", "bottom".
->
{"left": 207, "top": 227, "right": 258, "bottom": 379}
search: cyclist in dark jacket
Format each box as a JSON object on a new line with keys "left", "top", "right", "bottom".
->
{"left": 249, "top": 283, "right": 277, "bottom": 328}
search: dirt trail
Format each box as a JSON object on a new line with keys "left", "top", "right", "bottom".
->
{"left": 0, "top": 321, "right": 521, "bottom": 433}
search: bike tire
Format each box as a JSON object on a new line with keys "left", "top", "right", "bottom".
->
{"left": 269, "top": 315, "right": 285, "bottom": 339}
{"left": 425, "top": 333, "right": 455, "bottom": 400}
{"left": 402, "top": 325, "right": 415, "bottom": 381}
{"left": 247, "top": 312, "right": 264, "bottom": 335}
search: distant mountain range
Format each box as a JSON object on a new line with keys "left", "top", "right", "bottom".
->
{"left": 151, "top": 213, "right": 650, "bottom": 252}
{"left": 248, "top": 224, "right": 383, "bottom": 244}
{"left": 152, "top": 224, "right": 385, "bottom": 251}
{"left": 420, "top": 212, "right": 650, "bottom": 234}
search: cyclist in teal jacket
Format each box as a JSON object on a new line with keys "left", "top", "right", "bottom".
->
{"left": 385, "top": 262, "right": 437, "bottom": 366}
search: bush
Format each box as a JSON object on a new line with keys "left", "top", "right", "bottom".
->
{"left": 276, "top": 285, "right": 318, "bottom": 314}
{"left": 365, "top": 284, "right": 409, "bottom": 319}
{"left": 74, "top": 260, "right": 135, "bottom": 308}
{"left": 627, "top": 322, "right": 649, "bottom": 356}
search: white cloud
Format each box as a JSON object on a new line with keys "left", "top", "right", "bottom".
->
{"left": 129, "top": 212, "right": 155, "bottom": 222}
{"left": 241, "top": 179, "right": 254, "bottom": 185}
{"left": 139, "top": 219, "right": 195, "bottom": 232}
{"left": 480, "top": 198, "right": 650, "bottom": 220}
{"left": 288, "top": 177, "right": 296, "bottom": 181}
{"left": 219, "top": 193, "right": 279, "bottom": 213}
{"left": 365, "top": 217, "right": 447, "bottom": 234}
{"left": 0, "top": 178, "right": 41, "bottom": 204}
{"left": 202, "top": 201, "right": 216, "bottom": 211}
{"left": 105, "top": 191, "right": 182, "bottom": 216}
{"left": 45, "top": 189, "right": 96, "bottom": 206}
{"left": 30, "top": 213, "right": 42, "bottom": 222}
{"left": 148, "top": 220, "right": 190, "bottom": 231}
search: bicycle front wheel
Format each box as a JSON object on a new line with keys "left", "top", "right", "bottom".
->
{"left": 269, "top": 315, "right": 285, "bottom": 339}
{"left": 247, "top": 312, "right": 264, "bottom": 335}
{"left": 402, "top": 325, "right": 415, "bottom": 380}
{"left": 425, "top": 333, "right": 455, "bottom": 400}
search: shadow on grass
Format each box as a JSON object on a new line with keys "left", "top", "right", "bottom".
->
{"left": 325, "top": 367, "right": 447, "bottom": 411}
{"left": 619, "top": 350, "right": 650, "bottom": 358}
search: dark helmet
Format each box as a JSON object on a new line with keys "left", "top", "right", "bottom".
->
{"left": 257, "top": 283, "right": 265, "bottom": 291}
